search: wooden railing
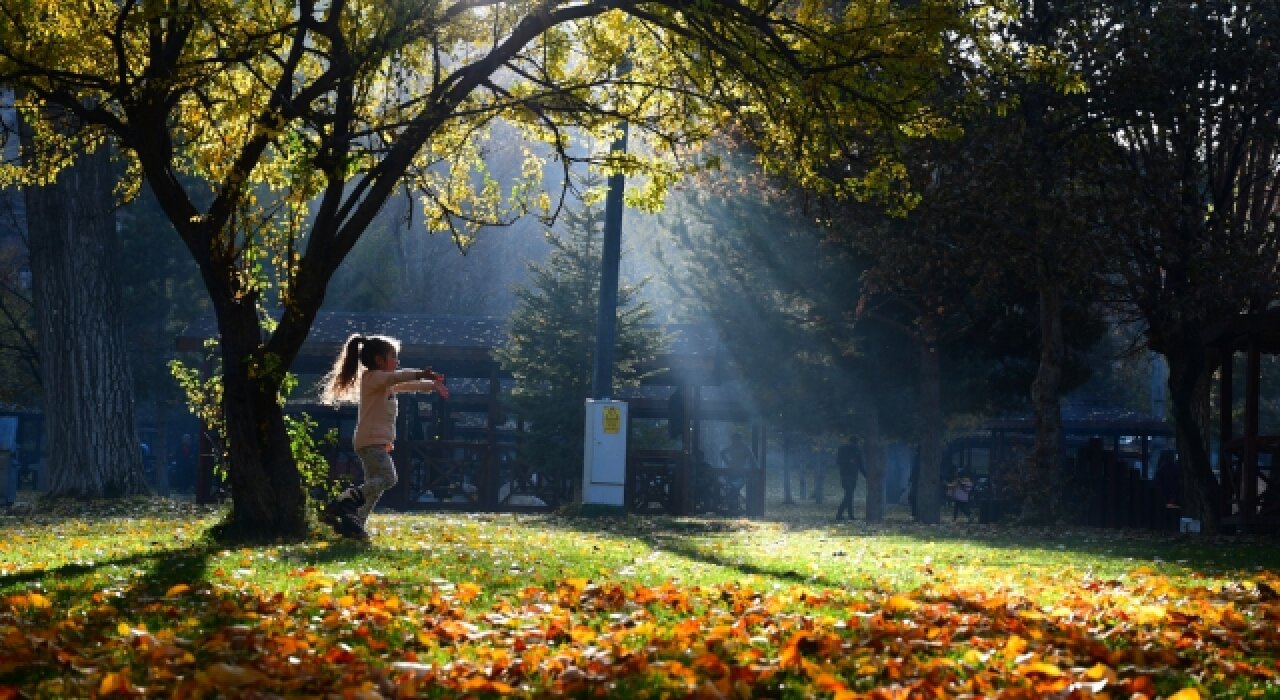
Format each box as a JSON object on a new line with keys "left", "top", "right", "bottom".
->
{"left": 1076, "top": 438, "right": 1179, "bottom": 531}
{"left": 624, "top": 450, "right": 766, "bottom": 516}
{"left": 321, "top": 443, "right": 767, "bottom": 517}
{"left": 362, "top": 440, "right": 568, "bottom": 511}
{"left": 625, "top": 450, "right": 687, "bottom": 514}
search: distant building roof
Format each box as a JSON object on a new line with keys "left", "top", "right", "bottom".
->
{"left": 985, "top": 406, "right": 1173, "bottom": 438}
{"left": 0, "top": 402, "right": 40, "bottom": 415}
{"left": 1203, "top": 307, "right": 1280, "bottom": 354}
{"left": 177, "top": 311, "right": 728, "bottom": 383}
{"left": 177, "top": 311, "right": 506, "bottom": 352}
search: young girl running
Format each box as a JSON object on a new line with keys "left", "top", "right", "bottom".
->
{"left": 319, "top": 334, "right": 448, "bottom": 540}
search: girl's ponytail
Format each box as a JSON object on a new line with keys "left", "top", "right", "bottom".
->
{"left": 319, "top": 334, "right": 365, "bottom": 405}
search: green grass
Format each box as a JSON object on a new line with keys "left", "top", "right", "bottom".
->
{"left": 1, "top": 491, "right": 1278, "bottom": 698}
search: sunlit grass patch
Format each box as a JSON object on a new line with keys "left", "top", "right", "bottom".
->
{"left": 0, "top": 497, "right": 1278, "bottom": 697}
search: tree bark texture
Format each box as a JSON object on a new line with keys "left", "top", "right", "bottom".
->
{"left": 1025, "top": 282, "right": 1065, "bottom": 524}
{"left": 915, "top": 325, "right": 943, "bottom": 524}
{"left": 1165, "top": 347, "right": 1221, "bottom": 532}
{"left": 23, "top": 141, "right": 147, "bottom": 498}
{"left": 214, "top": 297, "right": 309, "bottom": 540}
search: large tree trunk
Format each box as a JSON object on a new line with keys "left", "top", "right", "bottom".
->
{"left": 212, "top": 297, "right": 309, "bottom": 540}
{"left": 1024, "top": 282, "right": 1065, "bottom": 524}
{"left": 914, "top": 322, "right": 943, "bottom": 524}
{"left": 23, "top": 138, "right": 147, "bottom": 497}
{"left": 1164, "top": 345, "right": 1221, "bottom": 532}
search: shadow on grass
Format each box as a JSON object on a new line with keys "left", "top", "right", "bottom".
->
{"left": 0, "top": 543, "right": 213, "bottom": 595}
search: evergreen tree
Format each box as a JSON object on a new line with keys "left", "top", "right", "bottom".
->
{"left": 497, "top": 185, "right": 665, "bottom": 497}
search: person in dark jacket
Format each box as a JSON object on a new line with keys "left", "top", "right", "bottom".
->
{"left": 835, "top": 436, "right": 865, "bottom": 520}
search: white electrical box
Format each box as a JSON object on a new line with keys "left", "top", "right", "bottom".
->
{"left": 583, "top": 399, "right": 628, "bottom": 506}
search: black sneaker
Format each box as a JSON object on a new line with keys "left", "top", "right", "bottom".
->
{"left": 322, "top": 487, "right": 364, "bottom": 521}
{"left": 321, "top": 500, "right": 352, "bottom": 525}
{"left": 332, "top": 514, "right": 370, "bottom": 542}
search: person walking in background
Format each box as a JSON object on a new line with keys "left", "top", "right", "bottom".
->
{"left": 835, "top": 436, "right": 865, "bottom": 521}
{"left": 719, "top": 433, "right": 757, "bottom": 515}
{"left": 319, "top": 334, "right": 449, "bottom": 540}
{"left": 721, "top": 433, "right": 758, "bottom": 470}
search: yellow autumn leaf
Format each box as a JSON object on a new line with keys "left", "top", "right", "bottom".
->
{"left": 457, "top": 582, "right": 482, "bottom": 603}
{"left": 1137, "top": 604, "right": 1167, "bottom": 625}
{"left": 1085, "top": 662, "right": 1113, "bottom": 681}
{"left": 1002, "top": 634, "right": 1028, "bottom": 659}
{"left": 570, "top": 625, "right": 597, "bottom": 644}
{"left": 1168, "top": 689, "right": 1200, "bottom": 700}
{"left": 886, "top": 594, "right": 919, "bottom": 613}
{"left": 165, "top": 583, "right": 191, "bottom": 598}
{"left": 98, "top": 671, "right": 132, "bottom": 695}
{"left": 1017, "top": 661, "right": 1064, "bottom": 677}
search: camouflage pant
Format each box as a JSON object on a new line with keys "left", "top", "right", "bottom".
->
{"left": 354, "top": 445, "right": 398, "bottom": 527}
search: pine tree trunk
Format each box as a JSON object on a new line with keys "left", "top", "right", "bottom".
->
{"left": 23, "top": 137, "right": 147, "bottom": 498}
{"left": 915, "top": 323, "right": 943, "bottom": 524}
{"left": 1024, "top": 282, "right": 1065, "bottom": 524}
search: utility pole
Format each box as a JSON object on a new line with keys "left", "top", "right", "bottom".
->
{"left": 591, "top": 123, "right": 628, "bottom": 399}
{"left": 582, "top": 60, "right": 632, "bottom": 509}
{"left": 592, "top": 58, "right": 630, "bottom": 400}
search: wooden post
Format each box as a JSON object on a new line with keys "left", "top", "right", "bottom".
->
{"left": 1242, "top": 342, "right": 1261, "bottom": 529}
{"left": 481, "top": 364, "right": 500, "bottom": 509}
{"left": 1220, "top": 353, "right": 1234, "bottom": 517}
{"left": 748, "top": 423, "right": 766, "bottom": 516}
{"left": 678, "top": 383, "right": 695, "bottom": 515}
{"left": 686, "top": 383, "right": 706, "bottom": 514}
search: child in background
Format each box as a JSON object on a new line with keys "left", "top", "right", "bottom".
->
{"left": 319, "top": 334, "right": 449, "bottom": 540}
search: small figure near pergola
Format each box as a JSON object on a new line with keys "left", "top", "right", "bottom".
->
{"left": 1204, "top": 308, "right": 1280, "bottom": 533}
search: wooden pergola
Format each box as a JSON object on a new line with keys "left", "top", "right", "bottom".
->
{"left": 177, "top": 311, "right": 766, "bottom": 515}
{"left": 1204, "top": 308, "right": 1280, "bottom": 532}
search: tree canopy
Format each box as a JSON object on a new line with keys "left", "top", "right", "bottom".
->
{"left": 0, "top": 0, "right": 971, "bottom": 538}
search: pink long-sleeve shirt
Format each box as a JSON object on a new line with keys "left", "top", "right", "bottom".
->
{"left": 353, "top": 369, "right": 437, "bottom": 450}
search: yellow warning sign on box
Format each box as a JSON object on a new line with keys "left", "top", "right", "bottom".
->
{"left": 603, "top": 406, "right": 622, "bottom": 434}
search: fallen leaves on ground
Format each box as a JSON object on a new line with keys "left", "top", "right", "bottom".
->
{"left": 0, "top": 504, "right": 1277, "bottom": 698}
